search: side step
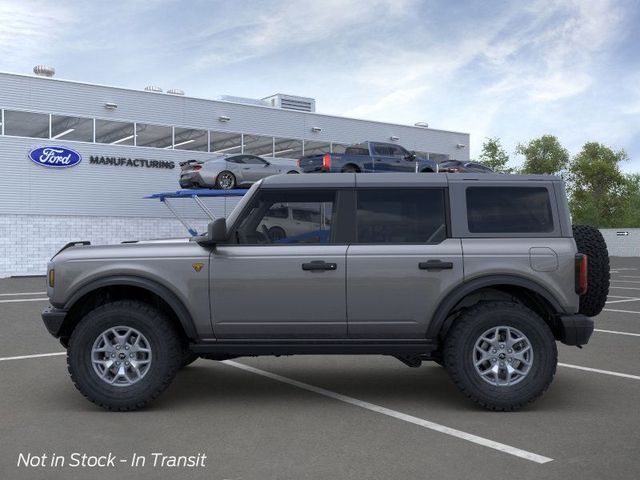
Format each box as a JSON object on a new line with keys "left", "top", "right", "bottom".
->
{"left": 190, "top": 339, "right": 437, "bottom": 357}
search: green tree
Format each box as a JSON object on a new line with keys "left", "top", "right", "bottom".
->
{"left": 619, "top": 174, "right": 640, "bottom": 227}
{"left": 478, "top": 137, "right": 513, "bottom": 173}
{"left": 568, "top": 142, "right": 630, "bottom": 227}
{"left": 516, "top": 135, "right": 569, "bottom": 175}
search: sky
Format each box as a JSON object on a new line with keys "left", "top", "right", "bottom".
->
{"left": 1, "top": 0, "right": 639, "bottom": 171}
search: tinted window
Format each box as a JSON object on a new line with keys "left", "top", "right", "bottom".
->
{"left": 466, "top": 187, "right": 554, "bottom": 233}
{"left": 234, "top": 190, "right": 335, "bottom": 244}
{"left": 4, "top": 110, "right": 49, "bottom": 138}
{"left": 345, "top": 147, "right": 369, "bottom": 156}
{"left": 227, "top": 156, "right": 245, "bottom": 164}
{"left": 242, "top": 155, "right": 267, "bottom": 165}
{"left": 356, "top": 189, "right": 447, "bottom": 243}
{"left": 373, "top": 145, "right": 393, "bottom": 156}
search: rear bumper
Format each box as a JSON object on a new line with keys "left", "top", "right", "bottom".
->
{"left": 557, "top": 314, "right": 594, "bottom": 346}
{"left": 42, "top": 305, "right": 68, "bottom": 338}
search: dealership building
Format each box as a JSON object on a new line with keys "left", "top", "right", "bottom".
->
{"left": 0, "top": 68, "right": 470, "bottom": 277}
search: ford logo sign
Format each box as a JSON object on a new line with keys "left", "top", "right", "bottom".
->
{"left": 28, "top": 146, "right": 82, "bottom": 168}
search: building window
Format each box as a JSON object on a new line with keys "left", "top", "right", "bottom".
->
{"left": 355, "top": 189, "right": 447, "bottom": 244}
{"left": 95, "top": 119, "right": 135, "bottom": 145}
{"left": 136, "top": 123, "right": 172, "bottom": 148}
{"left": 331, "top": 143, "right": 349, "bottom": 154}
{"left": 273, "top": 137, "right": 303, "bottom": 159}
{"left": 243, "top": 134, "right": 274, "bottom": 156}
{"left": 51, "top": 115, "right": 93, "bottom": 142}
{"left": 173, "top": 127, "right": 208, "bottom": 151}
{"left": 303, "top": 140, "right": 331, "bottom": 156}
{"left": 466, "top": 187, "right": 554, "bottom": 233}
{"left": 3, "top": 110, "right": 49, "bottom": 138}
{"left": 210, "top": 131, "right": 243, "bottom": 154}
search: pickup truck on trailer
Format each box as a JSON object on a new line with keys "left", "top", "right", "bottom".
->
{"left": 42, "top": 173, "right": 609, "bottom": 412}
{"left": 298, "top": 141, "right": 438, "bottom": 173}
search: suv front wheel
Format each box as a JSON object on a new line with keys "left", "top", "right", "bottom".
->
{"left": 67, "top": 300, "right": 183, "bottom": 411}
{"left": 443, "top": 301, "right": 557, "bottom": 411}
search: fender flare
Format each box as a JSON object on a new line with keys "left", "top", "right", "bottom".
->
{"left": 63, "top": 275, "right": 198, "bottom": 339}
{"left": 426, "top": 274, "right": 565, "bottom": 339}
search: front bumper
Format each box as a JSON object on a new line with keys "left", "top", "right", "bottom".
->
{"left": 557, "top": 314, "right": 594, "bottom": 346}
{"left": 42, "top": 305, "right": 68, "bottom": 338}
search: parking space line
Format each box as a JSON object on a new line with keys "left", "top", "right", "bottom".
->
{"left": 609, "top": 286, "right": 640, "bottom": 291}
{"left": 603, "top": 308, "right": 640, "bottom": 314}
{"left": 613, "top": 275, "right": 640, "bottom": 279}
{"left": 0, "top": 352, "right": 65, "bottom": 362}
{"left": 0, "top": 292, "right": 47, "bottom": 296}
{"left": 0, "top": 298, "right": 49, "bottom": 304}
{"left": 559, "top": 363, "right": 640, "bottom": 381}
{"left": 605, "top": 298, "right": 640, "bottom": 304}
{"left": 594, "top": 328, "right": 640, "bottom": 337}
{"left": 223, "top": 360, "right": 553, "bottom": 464}
{"left": 611, "top": 280, "right": 640, "bottom": 284}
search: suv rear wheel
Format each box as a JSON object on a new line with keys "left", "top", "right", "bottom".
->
{"left": 443, "top": 301, "right": 557, "bottom": 411}
{"left": 67, "top": 300, "right": 183, "bottom": 411}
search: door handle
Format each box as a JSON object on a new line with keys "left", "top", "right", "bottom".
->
{"left": 419, "top": 260, "right": 453, "bottom": 271}
{"left": 302, "top": 261, "right": 337, "bottom": 272}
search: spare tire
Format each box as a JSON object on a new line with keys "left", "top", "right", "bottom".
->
{"left": 572, "top": 224, "right": 610, "bottom": 316}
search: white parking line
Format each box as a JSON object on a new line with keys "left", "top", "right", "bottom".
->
{"left": 223, "top": 360, "right": 553, "bottom": 464}
{"left": 605, "top": 298, "right": 640, "bottom": 304}
{"left": 610, "top": 280, "right": 640, "bottom": 284}
{"left": 0, "top": 298, "right": 49, "bottom": 304}
{"left": 0, "top": 292, "right": 47, "bottom": 296}
{"left": 0, "top": 352, "right": 65, "bottom": 362}
{"left": 559, "top": 363, "right": 640, "bottom": 381}
{"left": 609, "top": 286, "right": 640, "bottom": 292}
{"left": 613, "top": 275, "right": 640, "bottom": 279}
{"left": 603, "top": 308, "right": 640, "bottom": 314}
{"left": 594, "top": 328, "right": 640, "bottom": 338}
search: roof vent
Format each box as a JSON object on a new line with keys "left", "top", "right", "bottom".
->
{"left": 144, "top": 85, "right": 163, "bottom": 93}
{"left": 216, "top": 95, "right": 270, "bottom": 107}
{"left": 167, "top": 88, "right": 185, "bottom": 96}
{"left": 262, "top": 94, "right": 316, "bottom": 112}
{"left": 33, "top": 65, "right": 55, "bottom": 77}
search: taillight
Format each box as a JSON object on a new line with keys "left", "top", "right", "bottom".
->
{"left": 575, "top": 254, "right": 588, "bottom": 295}
{"left": 447, "top": 167, "right": 463, "bottom": 173}
{"left": 193, "top": 165, "right": 202, "bottom": 171}
{"left": 322, "top": 153, "right": 331, "bottom": 170}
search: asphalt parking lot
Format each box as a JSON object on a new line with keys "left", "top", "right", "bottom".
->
{"left": 1, "top": 258, "right": 639, "bottom": 480}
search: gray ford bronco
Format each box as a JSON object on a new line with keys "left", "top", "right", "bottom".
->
{"left": 42, "top": 173, "right": 609, "bottom": 411}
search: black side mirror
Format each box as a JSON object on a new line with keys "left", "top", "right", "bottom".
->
{"left": 195, "top": 218, "right": 227, "bottom": 246}
{"left": 405, "top": 151, "right": 416, "bottom": 160}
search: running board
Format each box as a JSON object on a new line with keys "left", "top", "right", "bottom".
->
{"left": 189, "top": 339, "right": 437, "bottom": 356}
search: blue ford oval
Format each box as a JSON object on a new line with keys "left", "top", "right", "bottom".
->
{"left": 28, "top": 146, "right": 82, "bottom": 168}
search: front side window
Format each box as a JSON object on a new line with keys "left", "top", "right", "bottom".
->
{"left": 466, "top": 187, "right": 554, "bottom": 233}
{"left": 233, "top": 190, "right": 335, "bottom": 244}
{"left": 241, "top": 155, "right": 268, "bottom": 165}
{"left": 356, "top": 189, "right": 447, "bottom": 243}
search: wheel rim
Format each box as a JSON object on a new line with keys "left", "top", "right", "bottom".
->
{"left": 218, "top": 172, "right": 234, "bottom": 189}
{"left": 472, "top": 326, "right": 533, "bottom": 386}
{"left": 91, "top": 326, "right": 152, "bottom": 387}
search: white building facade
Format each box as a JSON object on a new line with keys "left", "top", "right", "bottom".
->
{"left": 0, "top": 71, "right": 470, "bottom": 277}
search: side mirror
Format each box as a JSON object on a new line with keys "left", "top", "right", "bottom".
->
{"left": 405, "top": 151, "right": 416, "bottom": 161}
{"left": 196, "top": 218, "right": 227, "bottom": 246}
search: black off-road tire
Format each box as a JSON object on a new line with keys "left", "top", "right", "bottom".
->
{"left": 443, "top": 301, "right": 557, "bottom": 411}
{"left": 572, "top": 224, "right": 610, "bottom": 317}
{"left": 181, "top": 351, "right": 199, "bottom": 368}
{"left": 67, "top": 301, "right": 183, "bottom": 411}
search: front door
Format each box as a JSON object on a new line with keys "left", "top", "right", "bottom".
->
{"left": 210, "top": 188, "right": 347, "bottom": 338}
{"left": 346, "top": 187, "right": 463, "bottom": 338}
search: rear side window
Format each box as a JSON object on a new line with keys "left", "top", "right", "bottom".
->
{"left": 345, "top": 147, "right": 369, "bottom": 156}
{"left": 356, "top": 189, "right": 447, "bottom": 243}
{"left": 466, "top": 187, "right": 553, "bottom": 233}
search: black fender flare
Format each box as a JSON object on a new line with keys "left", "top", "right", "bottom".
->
{"left": 62, "top": 275, "right": 198, "bottom": 339}
{"left": 426, "top": 274, "right": 565, "bottom": 339}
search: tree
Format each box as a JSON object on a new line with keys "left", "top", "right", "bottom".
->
{"left": 568, "top": 142, "right": 630, "bottom": 227}
{"left": 478, "top": 137, "right": 513, "bottom": 173}
{"left": 619, "top": 174, "right": 640, "bottom": 228}
{"left": 516, "top": 135, "right": 569, "bottom": 175}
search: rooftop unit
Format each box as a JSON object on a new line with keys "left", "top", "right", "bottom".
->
{"left": 262, "top": 94, "right": 316, "bottom": 112}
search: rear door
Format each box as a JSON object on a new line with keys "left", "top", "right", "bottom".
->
{"left": 346, "top": 182, "right": 463, "bottom": 338}
{"left": 210, "top": 187, "right": 350, "bottom": 338}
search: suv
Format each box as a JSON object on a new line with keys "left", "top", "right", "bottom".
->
{"left": 42, "top": 173, "right": 609, "bottom": 411}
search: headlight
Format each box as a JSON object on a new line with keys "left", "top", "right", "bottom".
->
{"left": 48, "top": 269, "right": 55, "bottom": 288}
